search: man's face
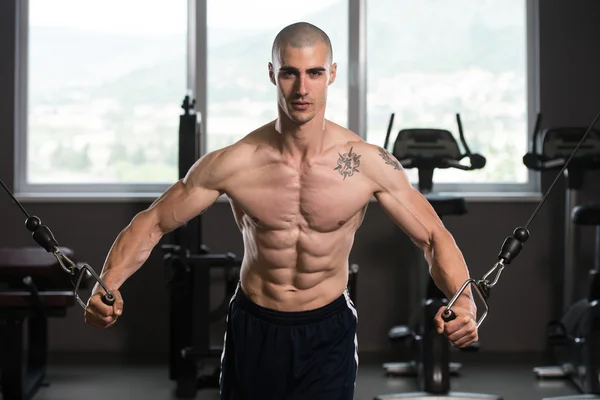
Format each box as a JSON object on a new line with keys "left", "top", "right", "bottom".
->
{"left": 269, "top": 42, "right": 337, "bottom": 125}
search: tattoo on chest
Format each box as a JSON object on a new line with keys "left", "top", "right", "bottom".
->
{"left": 334, "top": 146, "right": 361, "bottom": 179}
{"left": 378, "top": 147, "right": 401, "bottom": 170}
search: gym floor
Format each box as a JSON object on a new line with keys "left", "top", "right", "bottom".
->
{"left": 23, "top": 352, "right": 584, "bottom": 400}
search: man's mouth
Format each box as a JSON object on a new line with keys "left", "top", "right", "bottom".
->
{"left": 292, "top": 102, "right": 310, "bottom": 110}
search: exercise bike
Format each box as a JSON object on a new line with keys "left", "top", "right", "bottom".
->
{"left": 524, "top": 114, "right": 600, "bottom": 399}
{"left": 375, "top": 114, "right": 502, "bottom": 400}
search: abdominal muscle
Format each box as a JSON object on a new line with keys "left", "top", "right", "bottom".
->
{"left": 238, "top": 225, "right": 355, "bottom": 312}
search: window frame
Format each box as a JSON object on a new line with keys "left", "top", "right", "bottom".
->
{"left": 14, "top": 0, "right": 540, "bottom": 201}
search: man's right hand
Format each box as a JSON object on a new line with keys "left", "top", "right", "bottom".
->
{"left": 84, "top": 289, "right": 124, "bottom": 329}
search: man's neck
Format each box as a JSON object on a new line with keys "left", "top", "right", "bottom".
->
{"left": 275, "top": 114, "right": 328, "bottom": 160}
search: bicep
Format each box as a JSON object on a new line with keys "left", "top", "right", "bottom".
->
{"left": 145, "top": 151, "right": 225, "bottom": 234}
{"left": 375, "top": 187, "right": 442, "bottom": 248}
{"left": 149, "top": 179, "right": 221, "bottom": 234}
{"left": 369, "top": 145, "right": 442, "bottom": 248}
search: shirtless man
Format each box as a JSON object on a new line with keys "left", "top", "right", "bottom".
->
{"left": 85, "top": 22, "right": 478, "bottom": 399}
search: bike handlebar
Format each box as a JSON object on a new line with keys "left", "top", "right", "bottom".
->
{"left": 399, "top": 153, "right": 486, "bottom": 171}
{"left": 523, "top": 153, "right": 569, "bottom": 171}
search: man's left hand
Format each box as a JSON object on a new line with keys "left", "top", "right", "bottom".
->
{"left": 434, "top": 305, "right": 478, "bottom": 348}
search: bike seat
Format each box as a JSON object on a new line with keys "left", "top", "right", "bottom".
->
{"left": 424, "top": 194, "right": 468, "bottom": 217}
{"left": 572, "top": 204, "right": 600, "bottom": 226}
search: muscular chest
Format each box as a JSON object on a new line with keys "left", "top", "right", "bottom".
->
{"left": 229, "top": 153, "right": 371, "bottom": 232}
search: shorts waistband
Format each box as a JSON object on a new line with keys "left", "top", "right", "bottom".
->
{"left": 233, "top": 285, "right": 349, "bottom": 326}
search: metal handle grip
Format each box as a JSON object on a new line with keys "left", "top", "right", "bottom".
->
{"left": 73, "top": 262, "right": 115, "bottom": 309}
{"left": 441, "top": 278, "right": 489, "bottom": 328}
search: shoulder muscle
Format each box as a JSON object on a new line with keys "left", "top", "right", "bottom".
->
{"left": 358, "top": 142, "right": 413, "bottom": 194}
{"left": 185, "top": 140, "right": 257, "bottom": 192}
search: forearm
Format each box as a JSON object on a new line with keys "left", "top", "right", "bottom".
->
{"left": 93, "top": 211, "right": 164, "bottom": 293}
{"left": 425, "top": 228, "right": 476, "bottom": 315}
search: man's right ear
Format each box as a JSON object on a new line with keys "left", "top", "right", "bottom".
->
{"left": 268, "top": 62, "right": 276, "bottom": 85}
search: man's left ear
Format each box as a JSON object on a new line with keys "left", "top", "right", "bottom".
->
{"left": 328, "top": 63, "right": 337, "bottom": 85}
{"left": 268, "top": 62, "right": 276, "bottom": 86}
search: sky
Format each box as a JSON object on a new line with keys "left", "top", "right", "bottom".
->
{"left": 29, "top": 0, "right": 343, "bottom": 33}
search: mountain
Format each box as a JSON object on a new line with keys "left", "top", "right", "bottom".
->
{"left": 29, "top": 0, "right": 526, "bottom": 106}
{"left": 27, "top": 0, "right": 529, "bottom": 183}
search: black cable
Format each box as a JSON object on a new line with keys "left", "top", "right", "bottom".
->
{"left": 443, "top": 109, "right": 600, "bottom": 324}
{"left": 0, "top": 177, "right": 30, "bottom": 218}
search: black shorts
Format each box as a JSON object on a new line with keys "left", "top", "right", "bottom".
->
{"left": 219, "top": 284, "right": 358, "bottom": 400}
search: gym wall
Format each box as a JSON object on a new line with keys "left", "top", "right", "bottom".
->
{"left": 0, "top": 0, "right": 599, "bottom": 359}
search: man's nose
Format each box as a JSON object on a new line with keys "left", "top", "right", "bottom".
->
{"left": 295, "top": 75, "right": 308, "bottom": 97}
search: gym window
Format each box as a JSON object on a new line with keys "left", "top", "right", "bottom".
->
{"left": 14, "top": 0, "right": 539, "bottom": 201}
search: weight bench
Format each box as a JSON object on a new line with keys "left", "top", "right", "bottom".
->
{"left": 0, "top": 247, "right": 90, "bottom": 400}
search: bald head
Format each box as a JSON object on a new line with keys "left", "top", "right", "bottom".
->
{"left": 271, "top": 22, "right": 333, "bottom": 65}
